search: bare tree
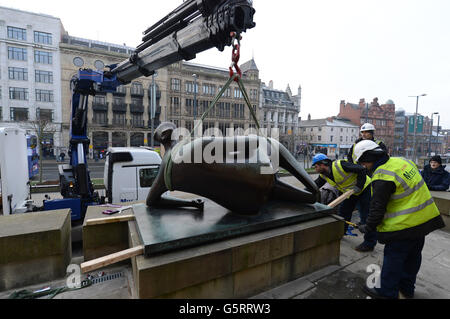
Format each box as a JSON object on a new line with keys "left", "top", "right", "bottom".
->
{"left": 28, "top": 112, "right": 57, "bottom": 183}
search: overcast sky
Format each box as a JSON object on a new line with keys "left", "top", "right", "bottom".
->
{"left": 3, "top": 0, "right": 450, "bottom": 128}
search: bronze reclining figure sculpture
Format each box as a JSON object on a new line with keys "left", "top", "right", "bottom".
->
{"left": 147, "top": 122, "right": 320, "bottom": 215}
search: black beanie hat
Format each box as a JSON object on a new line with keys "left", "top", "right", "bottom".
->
{"left": 430, "top": 155, "right": 442, "bottom": 165}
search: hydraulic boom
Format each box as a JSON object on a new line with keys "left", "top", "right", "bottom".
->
{"left": 51, "top": 0, "right": 256, "bottom": 222}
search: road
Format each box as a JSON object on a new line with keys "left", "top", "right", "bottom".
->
{"left": 36, "top": 160, "right": 106, "bottom": 182}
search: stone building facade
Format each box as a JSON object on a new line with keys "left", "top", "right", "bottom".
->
{"left": 260, "top": 80, "right": 301, "bottom": 154}
{"left": 394, "top": 109, "right": 439, "bottom": 158}
{"left": 0, "top": 6, "right": 63, "bottom": 158}
{"left": 165, "top": 59, "right": 261, "bottom": 137}
{"left": 338, "top": 97, "right": 395, "bottom": 152}
{"left": 59, "top": 34, "right": 165, "bottom": 157}
{"left": 298, "top": 117, "right": 359, "bottom": 159}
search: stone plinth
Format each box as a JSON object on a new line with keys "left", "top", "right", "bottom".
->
{"left": 129, "top": 214, "right": 343, "bottom": 299}
{"left": 82, "top": 205, "right": 135, "bottom": 262}
{"left": 431, "top": 191, "right": 450, "bottom": 232}
{"left": 0, "top": 210, "right": 72, "bottom": 291}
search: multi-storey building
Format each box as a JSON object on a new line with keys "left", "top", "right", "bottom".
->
{"left": 59, "top": 34, "right": 164, "bottom": 158}
{"left": 0, "top": 7, "right": 63, "bottom": 158}
{"left": 298, "top": 116, "right": 359, "bottom": 159}
{"left": 260, "top": 81, "right": 301, "bottom": 154}
{"left": 165, "top": 58, "right": 261, "bottom": 137}
{"left": 393, "top": 109, "right": 434, "bottom": 158}
{"left": 338, "top": 97, "right": 395, "bottom": 152}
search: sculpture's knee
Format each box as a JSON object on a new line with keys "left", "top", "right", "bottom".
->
{"left": 155, "top": 122, "right": 176, "bottom": 149}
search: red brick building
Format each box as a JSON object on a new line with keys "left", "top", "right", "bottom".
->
{"left": 338, "top": 98, "right": 396, "bottom": 151}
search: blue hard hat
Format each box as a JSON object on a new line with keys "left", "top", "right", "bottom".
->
{"left": 312, "top": 153, "right": 329, "bottom": 166}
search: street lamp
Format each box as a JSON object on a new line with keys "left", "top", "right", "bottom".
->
{"left": 150, "top": 72, "right": 158, "bottom": 148}
{"left": 409, "top": 94, "right": 427, "bottom": 163}
{"left": 192, "top": 74, "right": 198, "bottom": 122}
{"left": 428, "top": 112, "right": 439, "bottom": 156}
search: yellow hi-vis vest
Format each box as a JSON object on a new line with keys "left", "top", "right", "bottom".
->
{"left": 371, "top": 157, "right": 440, "bottom": 233}
{"left": 320, "top": 160, "right": 371, "bottom": 196}
{"left": 351, "top": 139, "right": 383, "bottom": 163}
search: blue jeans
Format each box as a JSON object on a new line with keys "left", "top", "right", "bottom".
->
{"left": 339, "top": 187, "right": 377, "bottom": 248}
{"left": 375, "top": 237, "right": 425, "bottom": 298}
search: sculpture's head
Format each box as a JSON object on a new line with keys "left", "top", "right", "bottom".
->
{"left": 154, "top": 122, "right": 176, "bottom": 149}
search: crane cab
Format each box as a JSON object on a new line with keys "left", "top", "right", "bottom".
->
{"left": 104, "top": 147, "right": 162, "bottom": 205}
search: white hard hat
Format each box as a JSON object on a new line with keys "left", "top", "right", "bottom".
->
{"left": 360, "top": 123, "right": 376, "bottom": 133}
{"left": 354, "top": 140, "right": 382, "bottom": 163}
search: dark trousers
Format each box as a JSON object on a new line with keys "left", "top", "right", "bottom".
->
{"left": 376, "top": 237, "right": 425, "bottom": 298}
{"left": 339, "top": 187, "right": 377, "bottom": 248}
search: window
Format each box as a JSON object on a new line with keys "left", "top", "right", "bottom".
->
{"left": 35, "top": 70, "right": 53, "bottom": 83}
{"left": 219, "top": 123, "right": 228, "bottom": 135}
{"left": 171, "top": 78, "right": 181, "bottom": 92}
{"left": 8, "top": 67, "right": 28, "bottom": 81}
{"left": 225, "top": 103, "right": 231, "bottom": 118}
{"left": 318, "top": 136, "right": 322, "bottom": 141}
{"left": 9, "top": 87, "right": 28, "bottom": 100}
{"left": 37, "top": 109, "right": 54, "bottom": 122}
{"left": 250, "top": 89, "right": 258, "bottom": 101}
{"left": 185, "top": 121, "right": 194, "bottom": 133}
{"left": 170, "top": 97, "right": 180, "bottom": 116}
{"left": 131, "top": 113, "right": 144, "bottom": 127}
{"left": 113, "top": 96, "right": 125, "bottom": 106}
{"left": 10, "top": 107, "right": 28, "bottom": 121}
{"left": 232, "top": 104, "right": 244, "bottom": 119}
{"left": 34, "top": 50, "right": 52, "bottom": 64}
{"left": 340, "top": 136, "right": 343, "bottom": 142}
{"left": 234, "top": 88, "right": 243, "bottom": 99}
{"left": 113, "top": 112, "right": 126, "bottom": 125}
{"left": 34, "top": 31, "right": 52, "bottom": 45}
{"left": 94, "top": 60, "right": 104, "bottom": 70}
{"left": 202, "top": 84, "right": 216, "bottom": 96}
{"left": 8, "top": 26, "right": 27, "bottom": 41}
{"left": 139, "top": 167, "right": 160, "bottom": 187}
{"left": 92, "top": 95, "right": 106, "bottom": 106}
{"left": 330, "top": 136, "right": 333, "bottom": 142}
{"left": 186, "top": 99, "right": 193, "bottom": 116}
{"left": 35, "top": 89, "right": 54, "bottom": 102}
{"left": 131, "top": 98, "right": 143, "bottom": 108}
{"left": 131, "top": 82, "right": 144, "bottom": 95}
{"left": 8, "top": 47, "right": 27, "bottom": 61}
{"left": 93, "top": 111, "right": 107, "bottom": 125}
{"left": 0, "top": 107, "right": 2, "bottom": 121}
{"left": 73, "top": 57, "right": 84, "bottom": 67}
{"left": 185, "top": 81, "right": 198, "bottom": 94}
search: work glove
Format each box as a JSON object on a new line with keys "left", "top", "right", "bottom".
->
{"left": 351, "top": 186, "right": 362, "bottom": 194}
{"left": 358, "top": 223, "right": 371, "bottom": 234}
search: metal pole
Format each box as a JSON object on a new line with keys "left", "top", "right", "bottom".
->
{"left": 150, "top": 73, "right": 155, "bottom": 148}
{"left": 428, "top": 113, "right": 434, "bottom": 157}
{"left": 412, "top": 96, "right": 419, "bottom": 163}
{"left": 436, "top": 115, "right": 441, "bottom": 155}
{"left": 193, "top": 74, "right": 198, "bottom": 122}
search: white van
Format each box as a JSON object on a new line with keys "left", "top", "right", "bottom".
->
{"left": 104, "top": 147, "right": 162, "bottom": 204}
